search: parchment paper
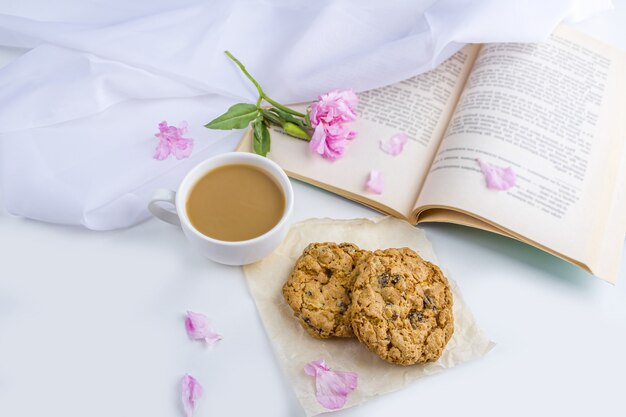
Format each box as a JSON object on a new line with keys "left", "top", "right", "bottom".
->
{"left": 243, "top": 217, "right": 495, "bottom": 416}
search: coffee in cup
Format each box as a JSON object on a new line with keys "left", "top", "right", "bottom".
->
{"left": 185, "top": 163, "right": 285, "bottom": 241}
{"left": 148, "top": 152, "right": 294, "bottom": 265}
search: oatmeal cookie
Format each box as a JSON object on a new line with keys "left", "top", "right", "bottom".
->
{"left": 282, "top": 242, "right": 366, "bottom": 338}
{"left": 349, "top": 248, "right": 454, "bottom": 365}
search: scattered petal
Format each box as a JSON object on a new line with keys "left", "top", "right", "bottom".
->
{"left": 365, "top": 170, "right": 384, "bottom": 194}
{"left": 181, "top": 374, "right": 203, "bottom": 417}
{"left": 153, "top": 120, "right": 194, "bottom": 161}
{"left": 304, "top": 359, "right": 358, "bottom": 410}
{"left": 380, "top": 132, "right": 409, "bottom": 156}
{"left": 185, "top": 311, "right": 223, "bottom": 345}
{"left": 476, "top": 158, "right": 517, "bottom": 191}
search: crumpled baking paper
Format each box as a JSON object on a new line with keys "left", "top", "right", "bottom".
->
{"left": 243, "top": 217, "right": 495, "bottom": 416}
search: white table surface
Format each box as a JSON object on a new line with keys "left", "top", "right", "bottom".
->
{"left": 2, "top": 5, "right": 626, "bottom": 417}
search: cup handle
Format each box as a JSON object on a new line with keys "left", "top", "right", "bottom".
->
{"left": 148, "top": 189, "right": 181, "bottom": 226}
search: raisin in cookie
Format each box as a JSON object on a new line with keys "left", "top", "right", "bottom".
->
{"left": 349, "top": 248, "right": 453, "bottom": 365}
{"left": 282, "top": 242, "right": 366, "bottom": 338}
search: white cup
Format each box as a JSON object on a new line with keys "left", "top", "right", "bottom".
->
{"left": 148, "top": 152, "right": 294, "bottom": 265}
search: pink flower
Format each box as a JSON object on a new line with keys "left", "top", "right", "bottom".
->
{"left": 304, "top": 359, "right": 358, "bottom": 410}
{"left": 181, "top": 374, "right": 203, "bottom": 417}
{"left": 153, "top": 120, "right": 194, "bottom": 160}
{"left": 365, "top": 170, "right": 384, "bottom": 194}
{"left": 308, "top": 89, "right": 358, "bottom": 161}
{"left": 309, "top": 122, "right": 357, "bottom": 161}
{"left": 185, "top": 311, "right": 223, "bottom": 345}
{"left": 476, "top": 158, "right": 516, "bottom": 191}
{"left": 380, "top": 132, "right": 409, "bottom": 156}
{"left": 309, "top": 90, "right": 358, "bottom": 128}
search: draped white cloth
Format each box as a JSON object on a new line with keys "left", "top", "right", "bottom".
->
{"left": 0, "top": 0, "right": 612, "bottom": 229}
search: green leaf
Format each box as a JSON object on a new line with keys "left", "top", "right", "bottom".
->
{"left": 260, "top": 109, "right": 283, "bottom": 126}
{"left": 253, "top": 117, "right": 270, "bottom": 156}
{"left": 204, "top": 103, "right": 259, "bottom": 130}
{"left": 269, "top": 107, "right": 306, "bottom": 128}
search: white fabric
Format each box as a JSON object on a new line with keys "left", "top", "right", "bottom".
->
{"left": 0, "top": 0, "right": 612, "bottom": 230}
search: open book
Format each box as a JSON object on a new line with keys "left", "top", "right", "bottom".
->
{"left": 237, "top": 25, "right": 626, "bottom": 283}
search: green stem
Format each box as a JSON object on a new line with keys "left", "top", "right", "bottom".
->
{"left": 224, "top": 50, "right": 306, "bottom": 118}
{"left": 225, "top": 51, "right": 264, "bottom": 98}
{"left": 262, "top": 96, "right": 305, "bottom": 118}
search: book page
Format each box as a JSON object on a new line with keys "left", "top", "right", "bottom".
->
{"left": 237, "top": 45, "right": 479, "bottom": 219}
{"left": 414, "top": 25, "right": 626, "bottom": 282}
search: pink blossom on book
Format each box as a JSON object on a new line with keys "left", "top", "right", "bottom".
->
{"left": 309, "top": 122, "right": 357, "bottom": 161}
{"left": 154, "top": 120, "right": 194, "bottom": 161}
{"left": 365, "top": 170, "right": 384, "bottom": 194}
{"left": 207, "top": 53, "right": 360, "bottom": 158}
{"left": 185, "top": 311, "right": 223, "bottom": 345}
{"left": 308, "top": 89, "right": 359, "bottom": 160}
{"left": 304, "top": 359, "right": 358, "bottom": 410}
{"left": 380, "top": 132, "right": 409, "bottom": 156}
{"left": 476, "top": 158, "right": 516, "bottom": 191}
{"left": 181, "top": 374, "right": 203, "bottom": 417}
{"left": 309, "top": 90, "right": 358, "bottom": 127}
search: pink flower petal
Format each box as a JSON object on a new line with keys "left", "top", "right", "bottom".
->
{"left": 171, "top": 137, "right": 194, "bottom": 160}
{"left": 476, "top": 158, "right": 517, "bottom": 191}
{"left": 310, "top": 124, "right": 328, "bottom": 156}
{"left": 380, "top": 133, "right": 409, "bottom": 156}
{"left": 304, "top": 359, "right": 358, "bottom": 410}
{"left": 153, "top": 120, "right": 194, "bottom": 161}
{"left": 308, "top": 89, "right": 358, "bottom": 160}
{"left": 153, "top": 140, "right": 171, "bottom": 160}
{"left": 309, "top": 89, "right": 358, "bottom": 128}
{"left": 365, "top": 170, "right": 384, "bottom": 194}
{"left": 185, "top": 311, "right": 223, "bottom": 345}
{"left": 309, "top": 123, "right": 356, "bottom": 161}
{"left": 181, "top": 374, "right": 203, "bottom": 417}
